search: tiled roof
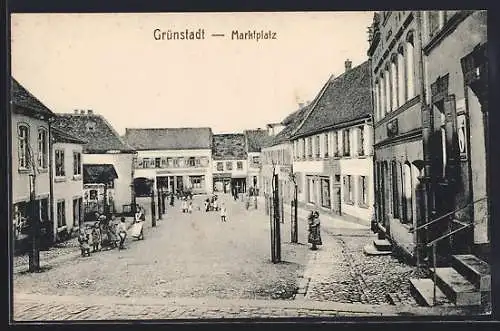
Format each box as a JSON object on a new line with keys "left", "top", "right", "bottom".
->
{"left": 244, "top": 129, "right": 274, "bottom": 153}
{"left": 292, "top": 61, "right": 373, "bottom": 138}
{"left": 83, "top": 164, "right": 118, "bottom": 184}
{"left": 11, "top": 78, "right": 54, "bottom": 118}
{"left": 269, "top": 105, "right": 310, "bottom": 146}
{"left": 52, "top": 127, "right": 88, "bottom": 145}
{"left": 212, "top": 134, "right": 247, "bottom": 160}
{"left": 51, "top": 113, "right": 135, "bottom": 154}
{"left": 124, "top": 128, "right": 213, "bottom": 150}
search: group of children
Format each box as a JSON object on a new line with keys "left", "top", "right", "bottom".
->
{"left": 180, "top": 194, "right": 228, "bottom": 222}
{"left": 181, "top": 197, "right": 193, "bottom": 213}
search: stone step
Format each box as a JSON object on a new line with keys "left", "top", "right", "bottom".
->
{"left": 409, "top": 278, "right": 450, "bottom": 307}
{"left": 373, "top": 239, "right": 392, "bottom": 251}
{"left": 363, "top": 243, "right": 392, "bottom": 256}
{"left": 452, "top": 254, "right": 491, "bottom": 291}
{"left": 432, "top": 267, "right": 481, "bottom": 306}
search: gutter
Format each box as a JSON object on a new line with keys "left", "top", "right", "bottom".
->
{"left": 48, "top": 119, "right": 55, "bottom": 243}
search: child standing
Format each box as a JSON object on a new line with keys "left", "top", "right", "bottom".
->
{"left": 188, "top": 201, "right": 193, "bottom": 214}
{"left": 117, "top": 217, "right": 128, "bottom": 249}
{"left": 220, "top": 204, "right": 227, "bottom": 222}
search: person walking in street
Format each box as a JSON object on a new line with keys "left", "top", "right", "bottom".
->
{"left": 204, "top": 198, "right": 210, "bottom": 212}
{"left": 220, "top": 204, "right": 227, "bottom": 222}
{"left": 117, "top": 217, "right": 128, "bottom": 249}
{"left": 188, "top": 201, "right": 193, "bottom": 214}
{"left": 308, "top": 211, "right": 322, "bottom": 250}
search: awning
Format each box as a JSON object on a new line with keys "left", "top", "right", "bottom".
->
{"left": 83, "top": 164, "right": 119, "bottom": 184}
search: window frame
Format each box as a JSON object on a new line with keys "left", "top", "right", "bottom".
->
{"left": 216, "top": 162, "right": 224, "bottom": 171}
{"left": 236, "top": 161, "right": 243, "bottom": 170}
{"left": 73, "top": 151, "right": 82, "bottom": 176}
{"left": 57, "top": 200, "right": 66, "bottom": 228}
{"left": 18, "top": 124, "right": 30, "bottom": 170}
{"left": 343, "top": 129, "right": 351, "bottom": 157}
{"left": 37, "top": 128, "right": 48, "bottom": 169}
{"left": 55, "top": 149, "right": 66, "bottom": 177}
{"left": 226, "top": 161, "right": 233, "bottom": 171}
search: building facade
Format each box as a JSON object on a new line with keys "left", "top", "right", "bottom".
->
{"left": 212, "top": 134, "right": 248, "bottom": 194}
{"left": 368, "top": 11, "right": 426, "bottom": 257}
{"left": 11, "top": 78, "right": 55, "bottom": 248}
{"left": 421, "top": 10, "right": 489, "bottom": 261}
{"left": 291, "top": 61, "right": 374, "bottom": 225}
{"left": 124, "top": 128, "right": 213, "bottom": 195}
{"left": 51, "top": 127, "right": 86, "bottom": 240}
{"left": 244, "top": 129, "right": 274, "bottom": 195}
{"left": 52, "top": 110, "right": 136, "bottom": 214}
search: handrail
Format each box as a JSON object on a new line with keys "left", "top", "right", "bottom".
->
{"left": 409, "top": 197, "right": 487, "bottom": 233}
{"left": 426, "top": 223, "right": 473, "bottom": 248}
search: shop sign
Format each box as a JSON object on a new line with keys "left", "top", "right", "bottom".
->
{"left": 457, "top": 114, "right": 468, "bottom": 161}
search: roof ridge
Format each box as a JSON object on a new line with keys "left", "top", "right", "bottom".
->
{"left": 97, "top": 114, "right": 136, "bottom": 151}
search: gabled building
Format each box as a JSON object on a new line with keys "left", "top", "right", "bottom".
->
{"left": 11, "top": 78, "right": 55, "bottom": 248}
{"left": 124, "top": 127, "right": 213, "bottom": 195}
{"left": 51, "top": 127, "right": 86, "bottom": 240}
{"left": 244, "top": 129, "right": 274, "bottom": 194}
{"left": 290, "top": 60, "right": 374, "bottom": 225}
{"left": 52, "top": 110, "right": 136, "bottom": 215}
{"left": 212, "top": 133, "right": 247, "bottom": 194}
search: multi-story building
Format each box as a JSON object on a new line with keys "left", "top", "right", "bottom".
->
{"left": 124, "top": 128, "right": 213, "bottom": 195}
{"left": 291, "top": 60, "right": 374, "bottom": 225}
{"left": 261, "top": 105, "right": 310, "bottom": 219}
{"left": 212, "top": 134, "right": 247, "bottom": 194}
{"left": 368, "top": 11, "right": 427, "bottom": 257}
{"left": 244, "top": 129, "right": 273, "bottom": 195}
{"left": 51, "top": 127, "right": 86, "bottom": 240}
{"left": 11, "top": 78, "right": 55, "bottom": 248}
{"left": 52, "top": 110, "right": 136, "bottom": 214}
{"left": 420, "top": 10, "right": 489, "bottom": 261}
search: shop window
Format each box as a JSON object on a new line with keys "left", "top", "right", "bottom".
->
{"left": 190, "top": 175, "right": 204, "bottom": 189}
{"left": 55, "top": 149, "right": 65, "bottom": 177}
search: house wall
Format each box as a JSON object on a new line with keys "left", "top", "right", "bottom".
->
{"left": 52, "top": 142, "right": 84, "bottom": 238}
{"left": 247, "top": 152, "right": 261, "bottom": 191}
{"left": 11, "top": 112, "right": 51, "bottom": 204}
{"left": 133, "top": 149, "right": 213, "bottom": 195}
{"left": 83, "top": 153, "right": 135, "bottom": 212}
{"left": 423, "top": 11, "right": 488, "bottom": 245}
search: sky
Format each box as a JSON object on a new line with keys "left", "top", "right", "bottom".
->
{"left": 11, "top": 12, "right": 374, "bottom": 135}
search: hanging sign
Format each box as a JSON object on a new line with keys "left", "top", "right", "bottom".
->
{"left": 457, "top": 114, "right": 468, "bottom": 161}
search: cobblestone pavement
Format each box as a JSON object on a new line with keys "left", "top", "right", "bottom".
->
{"left": 13, "top": 194, "right": 309, "bottom": 301}
{"left": 13, "top": 292, "right": 476, "bottom": 321}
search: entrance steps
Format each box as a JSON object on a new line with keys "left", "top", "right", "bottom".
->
{"left": 410, "top": 254, "right": 490, "bottom": 309}
{"left": 363, "top": 239, "right": 392, "bottom": 256}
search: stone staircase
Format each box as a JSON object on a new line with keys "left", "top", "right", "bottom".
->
{"left": 363, "top": 239, "right": 392, "bottom": 256}
{"left": 410, "top": 254, "right": 491, "bottom": 309}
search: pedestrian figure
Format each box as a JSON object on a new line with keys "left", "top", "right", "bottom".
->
{"left": 78, "top": 226, "right": 91, "bottom": 257}
{"left": 117, "top": 217, "right": 128, "bottom": 249}
{"left": 91, "top": 221, "right": 102, "bottom": 252}
{"left": 188, "top": 201, "right": 193, "bottom": 214}
{"left": 212, "top": 198, "right": 218, "bottom": 212}
{"left": 204, "top": 199, "right": 210, "bottom": 212}
{"left": 308, "top": 211, "right": 322, "bottom": 250}
{"left": 220, "top": 204, "right": 227, "bottom": 222}
{"left": 170, "top": 192, "right": 175, "bottom": 206}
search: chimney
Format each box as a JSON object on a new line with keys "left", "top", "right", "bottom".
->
{"left": 298, "top": 102, "right": 304, "bottom": 108}
{"left": 87, "top": 109, "right": 93, "bottom": 115}
{"left": 345, "top": 59, "right": 352, "bottom": 72}
{"left": 74, "top": 109, "right": 79, "bottom": 114}
{"left": 80, "top": 110, "right": 85, "bottom": 114}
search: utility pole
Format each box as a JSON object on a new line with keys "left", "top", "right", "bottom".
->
{"left": 290, "top": 170, "right": 298, "bottom": 243}
{"left": 150, "top": 180, "right": 156, "bottom": 227}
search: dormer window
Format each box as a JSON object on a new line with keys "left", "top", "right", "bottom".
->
{"left": 86, "top": 122, "right": 96, "bottom": 132}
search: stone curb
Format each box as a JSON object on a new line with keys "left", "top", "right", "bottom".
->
{"left": 14, "top": 292, "right": 489, "bottom": 317}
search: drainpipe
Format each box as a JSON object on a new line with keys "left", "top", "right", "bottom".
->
{"left": 48, "top": 119, "right": 55, "bottom": 243}
{"left": 416, "top": 11, "right": 432, "bottom": 268}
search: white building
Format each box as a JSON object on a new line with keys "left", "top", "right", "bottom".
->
{"left": 124, "top": 128, "right": 213, "bottom": 195}
{"left": 212, "top": 134, "right": 248, "bottom": 194}
{"left": 291, "top": 60, "right": 375, "bottom": 225}
{"left": 51, "top": 127, "right": 86, "bottom": 239}
{"left": 244, "top": 129, "right": 274, "bottom": 194}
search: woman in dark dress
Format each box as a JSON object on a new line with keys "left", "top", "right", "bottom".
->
{"left": 308, "top": 211, "right": 322, "bottom": 250}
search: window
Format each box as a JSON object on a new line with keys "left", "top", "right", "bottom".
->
{"left": 359, "top": 176, "right": 368, "bottom": 207}
{"left": 173, "top": 158, "right": 179, "bottom": 168}
{"left": 402, "top": 163, "right": 413, "bottom": 223}
{"left": 167, "top": 157, "right": 173, "bottom": 168}
{"left": 200, "top": 157, "right": 208, "bottom": 167}
{"left": 385, "top": 67, "right": 391, "bottom": 113}
{"left": 397, "top": 46, "right": 406, "bottom": 104}
{"left": 315, "top": 135, "right": 320, "bottom": 158}
{"left": 161, "top": 157, "right": 167, "bottom": 168}
{"left": 380, "top": 73, "right": 386, "bottom": 116}
{"left": 188, "top": 157, "right": 196, "bottom": 167}
{"left": 57, "top": 200, "right": 66, "bottom": 228}
{"left": 439, "top": 110, "right": 447, "bottom": 178}
{"left": 391, "top": 161, "right": 401, "bottom": 219}
{"left": 307, "top": 137, "right": 313, "bottom": 158}
{"left": 86, "top": 122, "right": 96, "bottom": 132}
{"left": 343, "top": 175, "right": 353, "bottom": 204}
{"left": 178, "top": 158, "right": 185, "bottom": 168}
{"left": 89, "top": 189, "right": 98, "bottom": 200}
{"left": 18, "top": 125, "right": 29, "bottom": 169}
{"left": 237, "top": 161, "right": 243, "bottom": 170}
{"left": 358, "top": 126, "right": 365, "bottom": 156}
{"left": 252, "top": 156, "right": 260, "bottom": 166}
{"left": 343, "top": 129, "right": 350, "bottom": 156}
{"left": 406, "top": 32, "right": 415, "bottom": 100}
{"left": 195, "top": 158, "right": 201, "bottom": 167}
{"left": 216, "top": 162, "right": 224, "bottom": 171}
{"left": 55, "top": 149, "right": 65, "bottom": 177}
{"left": 226, "top": 161, "right": 233, "bottom": 170}
{"left": 332, "top": 132, "right": 338, "bottom": 156}
{"left": 37, "top": 128, "right": 48, "bottom": 169}
{"left": 307, "top": 177, "right": 315, "bottom": 203}
{"left": 154, "top": 157, "right": 161, "bottom": 168}
{"left": 324, "top": 133, "right": 329, "bottom": 157}
{"left": 190, "top": 175, "right": 204, "bottom": 189}
{"left": 374, "top": 81, "right": 380, "bottom": 121}
{"left": 142, "top": 158, "right": 150, "bottom": 168}
{"left": 321, "top": 178, "right": 331, "bottom": 208}
{"left": 73, "top": 152, "right": 81, "bottom": 175}
{"left": 301, "top": 139, "right": 306, "bottom": 158}
{"left": 391, "top": 56, "right": 399, "bottom": 109}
